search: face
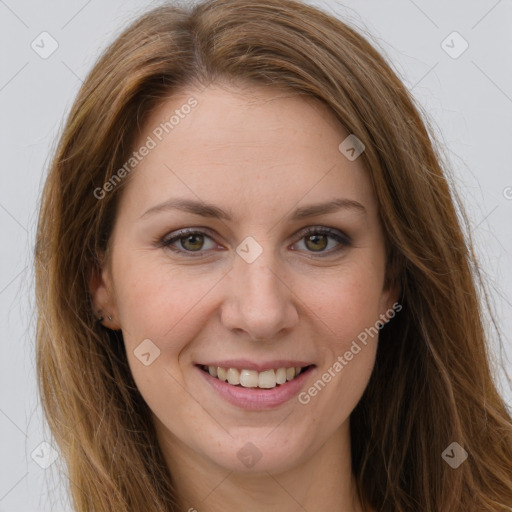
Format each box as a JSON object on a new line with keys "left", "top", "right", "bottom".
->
{"left": 92, "top": 83, "right": 396, "bottom": 476}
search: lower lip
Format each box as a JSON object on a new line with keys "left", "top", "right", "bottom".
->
{"left": 197, "top": 365, "right": 315, "bottom": 410}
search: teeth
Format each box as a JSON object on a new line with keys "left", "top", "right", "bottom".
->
{"left": 276, "top": 368, "right": 287, "bottom": 385}
{"left": 203, "top": 365, "right": 306, "bottom": 389}
{"left": 217, "top": 367, "right": 227, "bottom": 382}
{"left": 240, "top": 369, "right": 259, "bottom": 388}
{"left": 258, "top": 369, "right": 276, "bottom": 389}
{"left": 227, "top": 368, "right": 240, "bottom": 385}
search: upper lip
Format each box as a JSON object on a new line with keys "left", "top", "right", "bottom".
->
{"left": 196, "top": 360, "right": 315, "bottom": 372}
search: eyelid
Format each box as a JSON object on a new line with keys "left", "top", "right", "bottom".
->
{"left": 160, "top": 226, "right": 216, "bottom": 244}
{"left": 295, "top": 225, "right": 351, "bottom": 245}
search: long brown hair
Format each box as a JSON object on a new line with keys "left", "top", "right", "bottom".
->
{"left": 35, "top": 0, "right": 512, "bottom": 510}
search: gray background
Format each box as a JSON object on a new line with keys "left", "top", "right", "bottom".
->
{"left": 0, "top": 0, "right": 511, "bottom": 510}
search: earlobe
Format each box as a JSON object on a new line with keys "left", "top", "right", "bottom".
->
{"left": 89, "top": 258, "right": 121, "bottom": 330}
{"left": 381, "top": 283, "right": 402, "bottom": 326}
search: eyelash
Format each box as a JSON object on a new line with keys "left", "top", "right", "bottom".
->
{"left": 159, "top": 226, "right": 351, "bottom": 258}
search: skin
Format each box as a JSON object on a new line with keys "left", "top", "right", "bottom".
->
{"left": 91, "top": 82, "right": 395, "bottom": 512}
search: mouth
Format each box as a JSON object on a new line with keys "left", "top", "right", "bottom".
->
{"left": 198, "top": 364, "right": 316, "bottom": 390}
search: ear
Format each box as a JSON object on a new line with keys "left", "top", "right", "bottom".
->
{"left": 382, "top": 282, "right": 400, "bottom": 311}
{"left": 379, "top": 245, "right": 403, "bottom": 320}
{"left": 89, "top": 254, "right": 121, "bottom": 330}
{"left": 378, "top": 277, "right": 402, "bottom": 326}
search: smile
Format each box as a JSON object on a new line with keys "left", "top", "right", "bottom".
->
{"left": 200, "top": 365, "right": 314, "bottom": 389}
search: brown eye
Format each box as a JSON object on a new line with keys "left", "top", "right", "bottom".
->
{"left": 180, "top": 233, "right": 205, "bottom": 251}
{"left": 161, "top": 229, "right": 217, "bottom": 257}
{"left": 304, "top": 234, "right": 328, "bottom": 252}
{"left": 293, "top": 227, "right": 351, "bottom": 256}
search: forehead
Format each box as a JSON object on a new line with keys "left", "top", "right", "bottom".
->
{"left": 118, "top": 83, "right": 376, "bottom": 221}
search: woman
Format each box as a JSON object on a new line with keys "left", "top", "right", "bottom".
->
{"left": 34, "top": 0, "right": 512, "bottom": 511}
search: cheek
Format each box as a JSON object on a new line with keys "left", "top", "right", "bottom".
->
{"left": 113, "top": 253, "right": 222, "bottom": 348}
{"left": 115, "top": 259, "right": 206, "bottom": 421}
{"left": 299, "top": 274, "right": 381, "bottom": 426}
{"left": 304, "top": 262, "right": 386, "bottom": 346}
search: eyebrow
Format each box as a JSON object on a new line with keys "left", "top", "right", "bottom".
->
{"left": 140, "top": 197, "right": 366, "bottom": 221}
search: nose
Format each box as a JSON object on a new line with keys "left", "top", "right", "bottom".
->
{"left": 220, "top": 246, "right": 299, "bottom": 342}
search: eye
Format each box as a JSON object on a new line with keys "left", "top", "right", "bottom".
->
{"left": 161, "top": 228, "right": 218, "bottom": 257}
{"left": 159, "top": 226, "right": 351, "bottom": 258}
{"left": 291, "top": 226, "right": 351, "bottom": 256}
